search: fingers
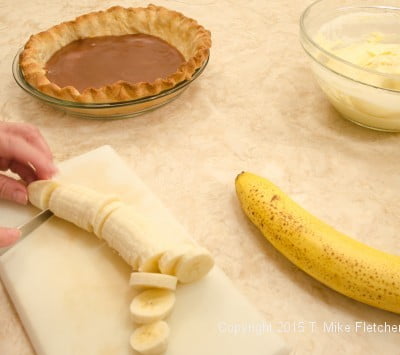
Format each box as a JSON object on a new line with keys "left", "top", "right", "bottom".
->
{"left": 0, "top": 227, "right": 20, "bottom": 248}
{"left": 2, "top": 123, "right": 53, "bottom": 160}
{"left": 0, "top": 174, "right": 28, "bottom": 205}
{"left": 0, "top": 158, "right": 37, "bottom": 184}
{"left": 0, "top": 127, "right": 57, "bottom": 180}
{"left": 0, "top": 157, "right": 10, "bottom": 171}
{"left": 9, "top": 160, "right": 37, "bottom": 184}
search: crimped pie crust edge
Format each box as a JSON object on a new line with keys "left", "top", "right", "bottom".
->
{"left": 19, "top": 5, "right": 211, "bottom": 103}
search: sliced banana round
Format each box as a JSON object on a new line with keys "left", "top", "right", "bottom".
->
{"left": 28, "top": 180, "right": 60, "bottom": 210}
{"left": 130, "top": 320, "right": 170, "bottom": 355}
{"left": 130, "top": 272, "right": 177, "bottom": 291}
{"left": 158, "top": 244, "right": 193, "bottom": 275}
{"left": 175, "top": 247, "right": 214, "bottom": 284}
{"left": 130, "top": 289, "right": 176, "bottom": 324}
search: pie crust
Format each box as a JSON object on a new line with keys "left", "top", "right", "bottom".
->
{"left": 19, "top": 5, "right": 211, "bottom": 103}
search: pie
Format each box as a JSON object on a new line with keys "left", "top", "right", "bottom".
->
{"left": 19, "top": 5, "right": 211, "bottom": 103}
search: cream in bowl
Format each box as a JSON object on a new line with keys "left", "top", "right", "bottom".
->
{"left": 300, "top": 0, "right": 400, "bottom": 131}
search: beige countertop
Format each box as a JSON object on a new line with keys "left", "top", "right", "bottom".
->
{"left": 1, "top": 0, "right": 400, "bottom": 354}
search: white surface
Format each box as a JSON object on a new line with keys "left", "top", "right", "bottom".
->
{"left": 0, "top": 146, "right": 289, "bottom": 355}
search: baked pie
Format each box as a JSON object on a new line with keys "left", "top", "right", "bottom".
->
{"left": 19, "top": 5, "right": 211, "bottom": 103}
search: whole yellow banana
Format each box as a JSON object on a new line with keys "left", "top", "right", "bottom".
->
{"left": 235, "top": 171, "right": 400, "bottom": 314}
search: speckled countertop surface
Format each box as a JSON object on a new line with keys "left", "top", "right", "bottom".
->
{"left": 1, "top": 0, "right": 400, "bottom": 354}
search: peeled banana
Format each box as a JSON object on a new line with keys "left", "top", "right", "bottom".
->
{"left": 101, "top": 206, "right": 162, "bottom": 269}
{"left": 49, "top": 184, "right": 118, "bottom": 232}
{"left": 27, "top": 180, "right": 60, "bottom": 210}
{"left": 27, "top": 180, "right": 214, "bottom": 283}
{"left": 235, "top": 172, "right": 400, "bottom": 314}
{"left": 93, "top": 200, "right": 124, "bottom": 237}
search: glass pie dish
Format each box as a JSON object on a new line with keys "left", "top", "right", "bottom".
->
{"left": 300, "top": 0, "right": 400, "bottom": 132}
{"left": 12, "top": 48, "right": 209, "bottom": 120}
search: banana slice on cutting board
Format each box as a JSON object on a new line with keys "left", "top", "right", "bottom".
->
{"left": 130, "top": 320, "right": 170, "bottom": 355}
{"left": 174, "top": 247, "right": 215, "bottom": 284}
{"left": 158, "top": 244, "right": 193, "bottom": 275}
{"left": 158, "top": 244, "right": 214, "bottom": 283}
{"left": 130, "top": 289, "right": 176, "bottom": 324}
{"left": 27, "top": 180, "right": 60, "bottom": 210}
{"left": 130, "top": 272, "right": 178, "bottom": 291}
{"left": 48, "top": 184, "right": 119, "bottom": 232}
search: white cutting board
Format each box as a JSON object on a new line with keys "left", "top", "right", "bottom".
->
{"left": 0, "top": 146, "right": 289, "bottom": 355}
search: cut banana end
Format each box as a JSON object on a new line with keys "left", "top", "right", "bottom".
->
{"left": 130, "top": 272, "right": 178, "bottom": 291}
{"left": 130, "top": 320, "right": 170, "bottom": 355}
{"left": 49, "top": 184, "right": 119, "bottom": 232}
{"left": 93, "top": 200, "right": 124, "bottom": 237}
{"left": 130, "top": 289, "right": 176, "bottom": 324}
{"left": 158, "top": 244, "right": 193, "bottom": 275}
{"left": 139, "top": 253, "right": 163, "bottom": 273}
{"left": 175, "top": 247, "right": 214, "bottom": 284}
{"left": 27, "top": 180, "right": 60, "bottom": 210}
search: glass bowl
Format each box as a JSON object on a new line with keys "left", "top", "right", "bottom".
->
{"left": 12, "top": 48, "right": 209, "bottom": 120}
{"left": 300, "top": 0, "right": 400, "bottom": 132}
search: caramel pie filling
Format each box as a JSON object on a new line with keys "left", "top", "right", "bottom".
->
{"left": 45, "top": 34, "right": 186, "bottom": 92}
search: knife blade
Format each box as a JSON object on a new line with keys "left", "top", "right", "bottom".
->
{"left": 0, "top": 209, "right": 54, "bottom": 256}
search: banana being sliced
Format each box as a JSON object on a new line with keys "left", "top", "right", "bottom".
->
{"left": 130, "top": 289, "right": 176, "bottom": 324}
{"left": 130, "top": 272, "right": 177, "bottom": 291}
{"left": 28, "top": 181, "right": 215, "bottom": 283}
{"left": 27, "top": 180, "right": 60, "bottom": 210}
{"left": 130, "top": 320, "right": 170, "bottom": 355}
{"left": 101, "top": 206, "right": 165, "bottom": 270}
{"left": 138, "top": 253, "right": 163, "bottom": 273}
{"left": 174, "top": 247, "right": 215, "bottom": 284}
{"left": 49, "top": 185, "right": 119, "bottom": 232}
{"left": 158, "top": 244, "right": 193, "bottom": 275}
{"left": 93, "top": 200, "right": 124, "bottom": 237}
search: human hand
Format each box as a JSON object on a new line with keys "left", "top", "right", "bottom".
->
{"left": 0, "top": 122, "right": 57, "bottom": 247}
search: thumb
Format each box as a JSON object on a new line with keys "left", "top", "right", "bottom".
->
{"left": 0, "top": 228, "right": 20, "bottom": 248}
{"left": 0, "top": 174, "right": 28, "bottom": 205}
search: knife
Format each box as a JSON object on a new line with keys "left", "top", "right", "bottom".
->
{"left": 0, "top": 209, "right": 54, "bottom": 256}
